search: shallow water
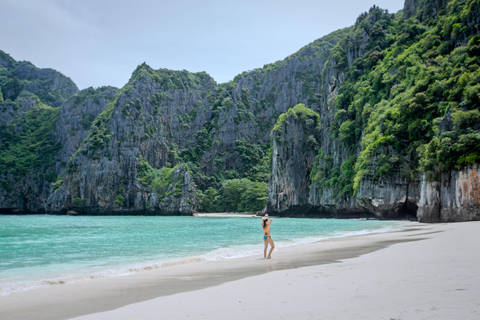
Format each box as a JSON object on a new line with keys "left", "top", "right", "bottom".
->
{"left": 0, "top": 214, "right": 408, "bottom": 295}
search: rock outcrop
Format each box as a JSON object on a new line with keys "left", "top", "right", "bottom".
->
{"left": 13, "top": 61, "right": 79, "bottom": 107}
{"left": 355, "top": 173, "right": 421, "bottom": 220}
{"left": 201, "top": 27, "right": 350, "bottom": 178}
{"left": 53, "top": 86, "right": 118, "bottom": 167}
{"left": 0, "top": 86, "right": 115, "bottom": 213}
{"left": 46, "top": 164, "right": 195, "bottom": 215}
{"left": 147, "top": 166, "right": 196, "bottom": 215}
{"left": 45, "top": 65, "right": 215, "bottom": 214}
{"left": 403, "top": 0, "right": 449, "bottom": 20}
{"left": 418, "top": 164, "right": 480, "bottom": 222}
{"left": 267, "top": 104, "right": 320, "bottom": 216}
{"left": 267, "top": 106, "right": 420, "bottom": 219}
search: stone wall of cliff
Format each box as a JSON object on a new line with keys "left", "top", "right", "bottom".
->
{"left": 53, "top": 87, "right": 118, "bottom": 165}
{"left": 268, "top": 107, "right": 419, "bottom": 219}
{"left": 266, "top": 2, "right": 480, "bottom": 221}
{"left": 45, "top": 65, "right": 213, "bottom": 214}
{"left": 403, "top": 0, "right": 449, "bottom": 20}
{"left": 201, "top": 28, "right": 350, "bottom": 179}
{"left": 418, "top": 164, "right": 480, "bottom": 222}
{"left": 267, "top": 104, "right": 321, "bottom": 216}
{"left": 268, "top": 104, "right": 479, "bottom": 221}
{"left": 0, "top": 52, "right": 80, "bottom": 213}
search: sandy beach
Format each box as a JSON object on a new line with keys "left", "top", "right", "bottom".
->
{"left": 1, "top": 221, "right": 479, "bottom": 320}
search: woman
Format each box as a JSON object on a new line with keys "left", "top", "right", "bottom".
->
{"left": 262, "top": 215, "right": 275, "bottom": 259}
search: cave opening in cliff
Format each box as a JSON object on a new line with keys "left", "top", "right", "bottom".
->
{"left": 0, "top": 208, "right": 17, "bottom": 214}
{"left": 397, "top": 201, "right": 418, "bottom": 221}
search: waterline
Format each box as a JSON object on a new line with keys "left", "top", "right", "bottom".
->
{"left": 0, "top": 215, "right": 411, "bottom": 295}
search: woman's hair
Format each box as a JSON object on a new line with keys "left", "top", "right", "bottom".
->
{"left": 262, "top": 219, "right": 267, "bottom": 228}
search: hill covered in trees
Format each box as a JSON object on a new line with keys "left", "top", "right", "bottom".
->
{"left": 1, "top": 0, "right": 479, "bottom": 221}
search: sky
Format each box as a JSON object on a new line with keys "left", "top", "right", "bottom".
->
{"left": 0, "top": 0, "right": 405, "bottom": 90}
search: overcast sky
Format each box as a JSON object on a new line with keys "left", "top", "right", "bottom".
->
{"left": 0, "top": 0, "right": 404, "bottom": 90}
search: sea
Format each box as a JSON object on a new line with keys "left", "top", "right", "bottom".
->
{"left": 0, "top": 214, "right": 410, "bottom": 296}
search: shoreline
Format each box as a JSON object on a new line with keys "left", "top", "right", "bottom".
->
{"left": 0, "top": 217, "right": 405, "bottom": 298}
{"left": 1, "top": 222, "right": 479, "bottom": 319}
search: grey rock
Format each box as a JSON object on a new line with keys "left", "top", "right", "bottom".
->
{"left": 46, "top": 67, "right": 212, "bottom": 215}
{"left": 267, "top": 107, "right": 320, "bottom": 216}
{"left": 0, "top": 50, "right": 15, "bottom": 68}
{"left": 355, "top": 173, "right": 421, "bottom": 220}
{"left": 403, "top": 0, "right": 449, "bottom": 20}
{"left": 13, "top": 61, "right": 79, "bottom": 107}
{"left": 418, "top": 164, "right": 480, "bottom": 222}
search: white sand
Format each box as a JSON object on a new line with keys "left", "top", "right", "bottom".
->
{"left": 68, "top": 222, "right": 480, "bottom": 320}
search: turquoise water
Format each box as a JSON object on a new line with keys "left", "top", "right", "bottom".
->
{"left": 0, "top": 215, "right": 408, "bottom": 295}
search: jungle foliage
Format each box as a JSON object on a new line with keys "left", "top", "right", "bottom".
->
{"left": 0, "top": 98, "right": 60, "bottom": 179}
{"left": 309, "top": 1, "right": 480, "bottom": 200}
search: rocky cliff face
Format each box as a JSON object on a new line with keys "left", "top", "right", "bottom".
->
{"left": 266, "top": 2, "right": 480, "bottom": 221}
{"left": 45, "top": 65, "right": 214, "bottom": 214}
{"left": 53, "top": 86, "right": 118, "bottom": 167}
{"left": 200, "top": 28, "right": 350, "bottom": 178}
{"left": 267, "top": 104, "right": 320, "bottom": 216}
{"left": 403, "top": 0, "right": 449, "bottom": 20}
{"left": 418, "top": 164, "right": 480, "bottom": 222}
{"left": 0, "top": 92, "right": 52, "bottom": 213}
{"left": 354, "top": 169, "right": 421, "bottom": 220}
{"left": 268, "top": 106, "right": 421, "bottom": 219}
{"left": 47, "top": 164, "right": 195, "bottom": 215}
{"left": 42, "top": 29, "right": 350, "bottom": 215}
{"left": 12, "top": 61, "right": 79, "bottom": 107}
{"left": 0, "top": 91, "right": 40, "bottom": 126}
{"left": 268, "top": 7, "right": 407, "bottom": 219}
{"left": 0, "top": 50, "right": 78, "bottom": 107}
{"left": 0, "top": 53, "right": 81, "bottom": 213}
{"left": 0, "top": 86, "right": 116, "bottom": 213}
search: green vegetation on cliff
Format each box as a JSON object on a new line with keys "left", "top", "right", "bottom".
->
{"left": 197, "top": 178, "right": 268, "bottom": 212}
{"left": 0, "top": 98, "right": 60, "bottom": 179}
{"left": 306, "top": 2, "right": 480, "bottom": 199}
{"left": 272, "top": 103, "right": 320, "bottom": 136}
{"left": 0, "top": 50, "right": 78, "bottom": 107}
{"left": 137, "top": 156, "right": 180, "bottom": 194}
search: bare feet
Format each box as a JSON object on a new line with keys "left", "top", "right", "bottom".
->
{"left": 266, "top": 256, "right": 271, "bottom": 259}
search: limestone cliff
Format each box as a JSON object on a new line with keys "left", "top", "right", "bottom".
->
{"left": 267, "top": 105, "right": 419, "bottom": 219}
{"left": 0, "top": 87, "right": 116, "bottom": 213}
{"left": 270, "top": 6, "right": 408, "bottom": 219}
{"left": 0, "top": 53, "right": 80, "bottom": 213}
{"left": 267, "top": 104, "right": 321, "bottom": 216}
{"left": 403, "top": 0, "right": 449, "bottom": 20}
{"left": 200, "top": 28, "right": 350, "bottom": 179}
{"left": 0, "top": 50, "right": 78, "bottom": 107}
{"left": 266, "top": 1, "right": 480, "bottom": 221}
{"left": 53, "top": 86, "right": 119, "bottom": 169}
{"left": 46, "top": 65, "right": 214, "bottom": 214}
{"left": 418, "top": 164, "right": 480, "bottom": 222}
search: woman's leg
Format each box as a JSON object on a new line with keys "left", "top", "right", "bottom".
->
{"left": 267, "top": 237, "right": 275, "bottom": 258}
{"left": 264, "top": 240, "right": 268, "bottom": 258}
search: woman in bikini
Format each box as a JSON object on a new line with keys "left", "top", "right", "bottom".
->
{"left": 262, "top": 215, "right": 275, "bottom": 259}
